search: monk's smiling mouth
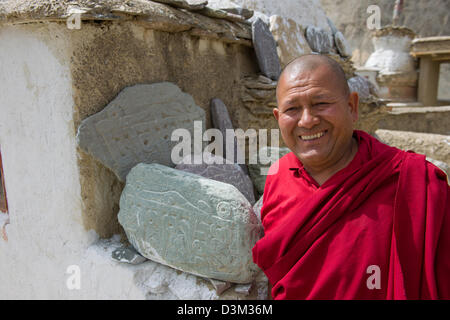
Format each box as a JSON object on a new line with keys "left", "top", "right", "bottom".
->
{"left": 299, "top": 130, "right": 328, "bottom": 141}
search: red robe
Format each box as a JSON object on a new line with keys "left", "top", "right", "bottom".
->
{"left": 252, "top": 130, "right": 450, "bottom": 299}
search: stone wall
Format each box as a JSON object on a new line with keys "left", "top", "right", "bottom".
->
{"left": 68, "top": 21, "right": 257, "bottom": 238}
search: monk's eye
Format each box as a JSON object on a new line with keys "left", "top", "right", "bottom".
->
{"left": 284, "top": 106, "right": 299, "bottom": 112}
{"left": 314, "top": 102, "right": 329, "bottom": 106}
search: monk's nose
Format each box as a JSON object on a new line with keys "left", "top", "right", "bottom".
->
{"left": 298, "top": 108, "right": 320, "bottom": 129}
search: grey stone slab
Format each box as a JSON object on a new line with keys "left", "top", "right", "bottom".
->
{"left": 248, "top": 147, "right": 291, "bottom": 195}
{"left": 326, "top": 17, "right": 339, "bottom": 35}
{"left": 111, "top": 245, "right": 148, "bottom": 265}
{"left": 77, "top": 82, "right": 205, "bottom": 182}
{"left": 305, "top": 25, "right": 334, "bottom": 54}
{"left": 176, "top": 153, "right": 256, "bottom": 204}
{"left": 210, "top": 98, "right": 249, "bottom": 174}
{"left": 252, "top": 17, "right": 282, "bottom": 81}
{"left": 348, "top": 76, "right": 371, "bottom": 101}
{"left": 151, "top": 0, "right": 208, "bottom": 11}
{"left": 118, "top": 163, "right": 263, "bottom": 283}
{"left": 334, "top": 31, "right": 352, "bottom": 57}
{"left": 234, "top": 282, "right": 253, "bottom": 296}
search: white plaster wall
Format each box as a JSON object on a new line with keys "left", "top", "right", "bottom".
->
{"left": 0, "top": 24, "right": 146, "bottom": 299}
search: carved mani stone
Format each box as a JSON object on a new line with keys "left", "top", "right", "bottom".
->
{"left": 305, "top": 25, "right": 334, "bottom": 54}
{"left": 118, "top": 163, "right": 263, "bottom": 283}
{"left": 252, "top": 17, "right": 282, "bottom": 81}
{"left": 76, "top": 82, "right": 205, "bottom": 182}
{"left": 176, "top": 153, "right": 256, "bottom": 204}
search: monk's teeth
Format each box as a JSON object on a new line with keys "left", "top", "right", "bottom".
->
{"left": 300, "top": 131, "right": 325, "bottom": 141}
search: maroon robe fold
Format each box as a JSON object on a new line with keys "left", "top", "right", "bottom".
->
{"left": 252, "top": 130, "right": 450, "bottom": 299}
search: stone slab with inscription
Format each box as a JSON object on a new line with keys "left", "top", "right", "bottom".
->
{"left": 77, "top": 82, "right": 205, "bottom": 182}
{"left": 118, "top": 163, "right": 263, "bottom": 283}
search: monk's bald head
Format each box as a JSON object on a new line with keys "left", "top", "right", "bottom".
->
{"left": 276, "top": 54, "right": 350, "bottom": 101}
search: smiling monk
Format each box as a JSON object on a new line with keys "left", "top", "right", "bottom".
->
{"left": 252, "top": 54, "right": 450, "bottom": 300}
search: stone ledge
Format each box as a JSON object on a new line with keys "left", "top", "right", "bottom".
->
{"left": 375, "top": 129, "right": 450, "bottom": 168}
{"left": 0, "top": 0, "right": 252, "bottom": 46}
{"left": 378, "top": 106, "right": 450, "bottom": 136}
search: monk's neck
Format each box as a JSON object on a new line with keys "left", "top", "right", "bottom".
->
{"left": 304, "top": 137, "right": 359, "bottom": 186}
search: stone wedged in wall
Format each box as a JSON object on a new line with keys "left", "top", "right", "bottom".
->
{"left": 348, "top": 76, "right": 371, "bottom": 101}
{"left": 269, "top": 15, "right": 312, "bottom": 68}
{"left": 252, "top": 17, "right": 282, "bottom": 80}
{"left": 118, "top": 163, "right": 263, "bottom": 283}
{"left": 210, "top": 98, "right": 249, "bottom": 175}
{"left": 0, "top": 0, "right": 252, "bottom": 46}
{"left": 305, "top": 25, "right": 334, "bottom": 54}
{"left": 77, "top": 82, "right": 205, "bottom": 182}
{"left": 176, "top": 153, "right": 256, "bottom": 204}
{"left": 334, "top": 31, "right": 351, "bottom": 58}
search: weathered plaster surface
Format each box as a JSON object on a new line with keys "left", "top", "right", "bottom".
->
{"left": 0, "top": 23, "right": 98, "bottom": 298}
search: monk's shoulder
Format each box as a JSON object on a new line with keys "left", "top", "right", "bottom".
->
{"left": 425, "top": 159, "right": 449, "bottom": 184}
{"left": 266, "top": 151, "right": 297, "bottom": 177}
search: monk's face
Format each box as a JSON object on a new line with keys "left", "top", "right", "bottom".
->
{"left": 274, "top": 64, "right": 358, "bottom": 171}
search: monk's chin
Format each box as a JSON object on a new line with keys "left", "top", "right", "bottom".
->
{"left": 294, "top": 151, "right": 328, "bottom": 166}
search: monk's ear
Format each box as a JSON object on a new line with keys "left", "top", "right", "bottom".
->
{"left": 273, "top": 108, "right": 280, "bottom": 121}
{"left": 348, "top": 91, "right": 359, "bottom": 122}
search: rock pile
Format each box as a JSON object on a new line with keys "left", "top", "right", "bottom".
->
{"left": 77, "top": 82, "right": 290, "bottom": 297}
